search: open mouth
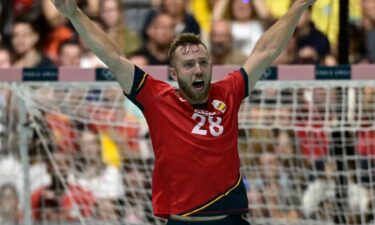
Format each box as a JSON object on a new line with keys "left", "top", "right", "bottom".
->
{"left": 192, "top": 80, "right": 204, "bottom": 90}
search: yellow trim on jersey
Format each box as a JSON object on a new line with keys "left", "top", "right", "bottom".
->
{"left": 181, "top": 176, "right": 242, "bottom": 217}
{"left": 137, "top": 73, "right": 147, "bottom": 90}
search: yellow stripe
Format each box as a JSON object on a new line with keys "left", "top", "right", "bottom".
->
{"left": 181, "top": 176, "right": 242, "bottom": 217}
{"left": 137, "top": 73, "right": 147, "bottom": 90}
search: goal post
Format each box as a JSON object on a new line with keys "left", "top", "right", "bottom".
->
{"left": 0, "top": 65, "right": 374, "bottom": 225}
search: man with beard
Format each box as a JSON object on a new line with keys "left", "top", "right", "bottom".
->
{"left": 51, "top": 0, "right": 316, "bottom": 224}
{"left": 210, "top": 20, "right": 247, "bottom": 65}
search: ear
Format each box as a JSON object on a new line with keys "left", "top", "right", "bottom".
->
{"left": 169, "top": 67, "right": 178, "bottom": 81}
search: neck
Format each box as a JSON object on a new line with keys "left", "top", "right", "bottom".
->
{"left": 15, "top": 49, "right": 40, "bottom": 68}
{"left": 178, "top": 89, "right": 208, "bottom": 105}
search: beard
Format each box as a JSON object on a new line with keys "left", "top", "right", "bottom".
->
{"left": 177, "top": 77, "right": 211, "bottom": 104}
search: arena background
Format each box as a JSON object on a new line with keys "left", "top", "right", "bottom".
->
{"left": 0, "top": 0, "right": 375, "bottom": 225}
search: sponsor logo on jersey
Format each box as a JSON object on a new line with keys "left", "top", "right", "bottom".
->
{"left": 212, "top": 100, "right": 226, "bottom": 113}
{"left": 194, "top": 109, "right": 216, "bottom": 116}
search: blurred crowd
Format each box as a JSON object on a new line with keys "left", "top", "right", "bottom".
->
{"left": 0, "top": 80, "right": 374, "bottom": 225}
{"left": 0, "top": 0, "right": 375, "bottom": 69}
{"left": 0, "top": 84, "right": 158, "bottom": 224}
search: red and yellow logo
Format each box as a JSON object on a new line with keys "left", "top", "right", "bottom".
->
{"left": 212, "top": 100, "right": 226, "bottom": 113}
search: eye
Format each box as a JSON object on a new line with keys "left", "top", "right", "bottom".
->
{"left": 199, "top": 60, "right": 208, "bottom": 66}
{"left": 184, "top": 62, "right": 194, "bottom": 68}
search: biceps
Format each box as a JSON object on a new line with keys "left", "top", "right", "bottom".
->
{"left": 243, "top": 51, "right": 272, "bottom": 90}
{"left": 110, "top": 56, "right": 135, "bottom": 95}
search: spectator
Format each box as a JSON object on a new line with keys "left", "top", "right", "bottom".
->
{"left": 277, "top": 89, "right": 294, "bottom": 126}
{"left": 0, "top": 45, "right": 12, "bottom": 68}
{"left": 188, "top": 0, "right": 226, "bottom": 35}
{"left": 32, "top": 150, "right": 95, "bottom": 221}
{"left": 273, "top": 129, "right": 308, "bottom": 191}
{"left": 96, "top": 199, "right": 121, "bottom": 221}
{"left": 134, "top": 12, "right": 175, "bottom": 65}
{"left": 256, "top": 152, "right": 301, "bottom": 222}
{"left": 78, "top": 0, "right": 100, "bottom": 18}
{"left": 123, "top": 166, "right": 148, "bottom": 224}
{"left": 98, "top": 0, "right": 141, "bottom": 56}
{"left": 362, "top": 0, "right": 375, "bottom": 63}
{"left": 356, "top": 86, "right": 375, "bottom": 157}
{"left": 67, "top": 130, "right": 125, "bottom": 216}
{"left": 302, "top": 159, "right": 336, "bottom": 222}
{"left": 295, "top": 88, "right": 332, "bottom": 164}
{"left": 41, "top": 0, "right": 75, "bottom": 63}
{"left": 348, "top": 24, "right": 369, "bottom": 64}
{"left": 0, "top": 183, "right": 20, "bottom": 224}
{"left": 311, "top": 0, "right": 362, "bottom": 48}
{"left": 295, "top": 7, "right": 331, "bottom": 63}
{"left": 129, "top": 54, "right": 149, "bottom": 67}
{"left": 273, "top": 129, "right": 296, "bottom": 167}
{"left": 246, "top": 188, "right": 269, "bottom": 219}
{"left": 11, "top": 17, "right": 55, "bottom": 68}
{"left": 1, "top": 0, "right": 46, "bottom": 48}
{"left": 209, "top": 20, "right": 247, "bottom": 65}
{"left": 57, "top": 38, "right": 82, "bottom": 67}
{"left": 228, "top": 0, "right": 265, "bottom": 56}
{"left": 143, "top": 0, "right": 200, "bottom": 41}
{"left": 162, "top": 0, "right": 200, "bottom": 35}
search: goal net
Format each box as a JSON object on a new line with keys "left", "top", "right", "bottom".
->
{"left": 0, "top": 66, "right": 374, "bottom": 225}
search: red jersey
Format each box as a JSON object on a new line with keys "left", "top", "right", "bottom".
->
{"left": 126, "top": 66, "right": 249, "bottom": 218}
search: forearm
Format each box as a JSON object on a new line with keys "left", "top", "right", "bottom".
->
{"left": 68, "top": 8, "right": 124, "bottom": 67}
{"left": 253, "top": 0, "right": 308, "bottom": 61}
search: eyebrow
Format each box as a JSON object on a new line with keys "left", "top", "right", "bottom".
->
{"left": 180, "top": 57, "right": 209, "bottom": 64}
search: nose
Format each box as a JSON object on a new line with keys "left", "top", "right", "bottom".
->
{"left": 194, "top": 62, "right": 203, "bottom": 76}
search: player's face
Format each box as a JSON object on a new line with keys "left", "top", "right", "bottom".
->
{"left": 171, "top": 44, "right": 212, "bottom": 104}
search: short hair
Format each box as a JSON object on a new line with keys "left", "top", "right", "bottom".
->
{"left": 168, "top": 33, "right": 208, "bottom": 67}
{"left": 57, "top": 37, "right": 81, "bottom": 55}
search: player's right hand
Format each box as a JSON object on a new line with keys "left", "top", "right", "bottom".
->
{"left": 51, "top": 0, "right": 78, "bottom": 18}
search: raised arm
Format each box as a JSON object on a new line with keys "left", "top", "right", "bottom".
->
{"left": 243, "top": 0, "right": 316, "bottom": 92}
{"left": 51, "top": 0, "right": 134, "bottom": 94}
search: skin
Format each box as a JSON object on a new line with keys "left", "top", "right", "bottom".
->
{"left": 50, "top": 0, "right": 316, "bottom": 102}
{"left": 59, "top": 43, "right": 82, "bottom": 66}
{"left": 0, "top": 49, "right": 11, "bottom": 68}
{"left": 170, "top": 44, "right": 212, "bottom": 104}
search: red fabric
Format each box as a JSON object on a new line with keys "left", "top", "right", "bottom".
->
{"left": 43, "top": 26, "right": 75, "bottom": 63}
{"left": 296, "top": 123, "right": 329, "bottom": 160}
{"left": 61, "top": 185, "right": 96, "bottom": 219}
{"left": 134, "top": 69, "right": 246, "bottom": 217}
{"left": 295, "top": 103, "right": 330, "bottom": 161}
{"left": 88, "top": 106, "right": 141, "bottom": 152}
{"left": 45, "top": 113, "right": 78, "bottom": 153}
{"left": 357, "top": 130, "right": 375, "bottom": 156}
{"left": 32, "top": 185, "right": 96, "bottom": 220}
{"left": 13, "top": 0, "right": 34, "bottom": 16}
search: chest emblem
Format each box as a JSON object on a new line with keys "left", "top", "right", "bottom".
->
{"left": 212, "top": 100, "right": 226, "bottom": 113}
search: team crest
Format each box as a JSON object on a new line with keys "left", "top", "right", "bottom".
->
{"left": 212, "top": 100, "right": 226, "bottom": 113}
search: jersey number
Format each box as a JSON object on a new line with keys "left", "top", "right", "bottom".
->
{"left": 191, "top": 113, "right": 224, "bottom": 136}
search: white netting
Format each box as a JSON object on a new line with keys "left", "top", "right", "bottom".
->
{"left": 1, "top": 80, "right": 375, "bottom": 225}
